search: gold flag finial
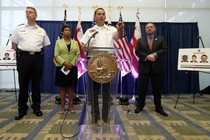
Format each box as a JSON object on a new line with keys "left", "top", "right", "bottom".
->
{"left": 117, "top": 6, "right": 123, "bottom": 12}
{"left": 62, "top": 4, "right": 68, "bottom": 20}
{"left": 92, "top": 5, "right": 98, "bottom": 12}
{"left": 63, "top": 4, "right": 68, "bottom": 10}
{"left": 78, "top": 7, "right": 81, "bottom": 16}
{"left": 108, "top": 5, "right": 112, "bottom": 13}
{"left": 78, "top": 7, "right": 81, "bottom": 21}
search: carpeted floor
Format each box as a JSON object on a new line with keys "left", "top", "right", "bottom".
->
{"left": 0, "top": 92, "right": 210, "bottom": 140}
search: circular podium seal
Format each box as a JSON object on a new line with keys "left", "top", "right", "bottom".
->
{"left": 87, "top": 53, "right": 118, "bottom": 83}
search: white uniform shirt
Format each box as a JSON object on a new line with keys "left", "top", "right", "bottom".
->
{"left": 80, "top": 24, "right": 117, "bottom": 55}
{"left": 11, "top": 23, "right": 50, "bottom": 52}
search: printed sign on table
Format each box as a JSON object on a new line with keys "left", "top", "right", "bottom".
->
{"left": 178, "top": 48, "right": 210, "bottom": 72}
{"left": 0, "top": 45, "right": 16, "bottom": 69}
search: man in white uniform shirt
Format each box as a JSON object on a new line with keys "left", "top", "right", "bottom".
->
{"left": 11, "top": 6, "right": 50, "bottom": 120}
{"left": 81, "top": 22, "right": 117, "bottom": 55}
{"left": 80, "top": 8, "right": 124, "bottom": 124}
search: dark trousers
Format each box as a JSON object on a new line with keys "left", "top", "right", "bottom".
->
{"left": 17, "top": 54, "right": 43, "bottom": 113}
{"left": 137, "top": 72, "right": 163, "bottom": 110}
{"left": 90, "top": 80, "right": 110, "bottom": 121}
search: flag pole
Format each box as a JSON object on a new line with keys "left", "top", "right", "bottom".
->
{"left": 78, "top": 7, "right": 81, "bottom": 21}
{"left": 58, "top": 4, "right": 68, "bottom": 39}
{"left": 63, "top": 4, "right": 68, "bottom": 21}
{"left": 130, "top": 8, "right": 140, "bottom": 104}
{"left": 107, "top": 5, "right": 112, "bottom": 25}
{"left": 129, "top": 78, "right": 136, "bottom": 103}
{"left": 117, "top": 6, "right": 129, "bottom": 105}
{"left": 74, "top": 7, "right": 82, "bottom": 105}
{"left": 118, "top": 5, "right": 123, "bottom": 98}
{"left": 91, "top": 5, "right": 98, "bottom": 27}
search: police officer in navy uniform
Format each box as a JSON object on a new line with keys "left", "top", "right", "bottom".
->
{"left": 11, "top": 6, "right": 50, "bottom": 120}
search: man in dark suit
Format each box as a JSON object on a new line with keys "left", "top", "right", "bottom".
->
{"left": 134, "top": 22, "right": 168, "bottom": 116}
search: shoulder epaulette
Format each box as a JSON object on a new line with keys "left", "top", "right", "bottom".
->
{"left": 89, "top": 28, "right": 96, "bottom": 33}
{"left": 18, "top": 23, "right": 24, "bottom": 26}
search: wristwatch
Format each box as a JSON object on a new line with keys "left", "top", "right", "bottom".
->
{"left": 153, "top": 52, "right": 157, "bottom": 58}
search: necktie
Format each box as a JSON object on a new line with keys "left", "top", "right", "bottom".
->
{"left": 149, "top": 37, "right": 153, "bottom": 50}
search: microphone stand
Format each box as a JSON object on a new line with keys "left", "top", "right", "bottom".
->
{"left": 84, "top": 31, "right": 98, "bottom": 57}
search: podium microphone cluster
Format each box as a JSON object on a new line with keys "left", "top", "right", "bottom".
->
{"left": 85, "top": 31, "right": 98, "bottom": 56}
{"left": 85, "top": 31, "right": 98, "bottom": 47}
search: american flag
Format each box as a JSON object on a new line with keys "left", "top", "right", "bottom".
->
{"left": 129, "top": 11, "right": 141, "bottom": 78}
{"left": 54, "top": 9, "right": 67, "bottom": 65}
{"left": 114, "top": 12, "right": 131, "bottom": 76}
{"left": 73, "top": 20, "right": 87, "bottom": 79}
{"left": 91, "top": 17, "right": 96, "bottom": 27}
{"left": 58, "top": 9, "right": 67, "bottom": 39}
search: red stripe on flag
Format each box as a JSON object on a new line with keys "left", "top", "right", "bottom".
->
{"left": 114, "top": 37, "right": 131, "bottom": 76}
{"left": 129, "top": 11, "right": 141, "bottom": 78}
{"left": 129, "top": 36, "right": 139, "bottom": 78}
{"left": 73, "top": 21, "right": 87, "bottom": 79}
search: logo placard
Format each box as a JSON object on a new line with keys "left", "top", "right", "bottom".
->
{"left": 87, "top": 53, "right": 118, "bottom": 83}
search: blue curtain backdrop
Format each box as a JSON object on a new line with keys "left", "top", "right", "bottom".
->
{"left": 36, "top": 21, "right": 199, "bottom": 95}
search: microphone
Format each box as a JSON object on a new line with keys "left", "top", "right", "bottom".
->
{"left": 85, "top": 31, "right": 98, "bottom": 47}
{"left": 84, "top": 31, "right": 99, "bottom": 56}
{"left": 6, "top": 34, "right": 12, "bottom": 46}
